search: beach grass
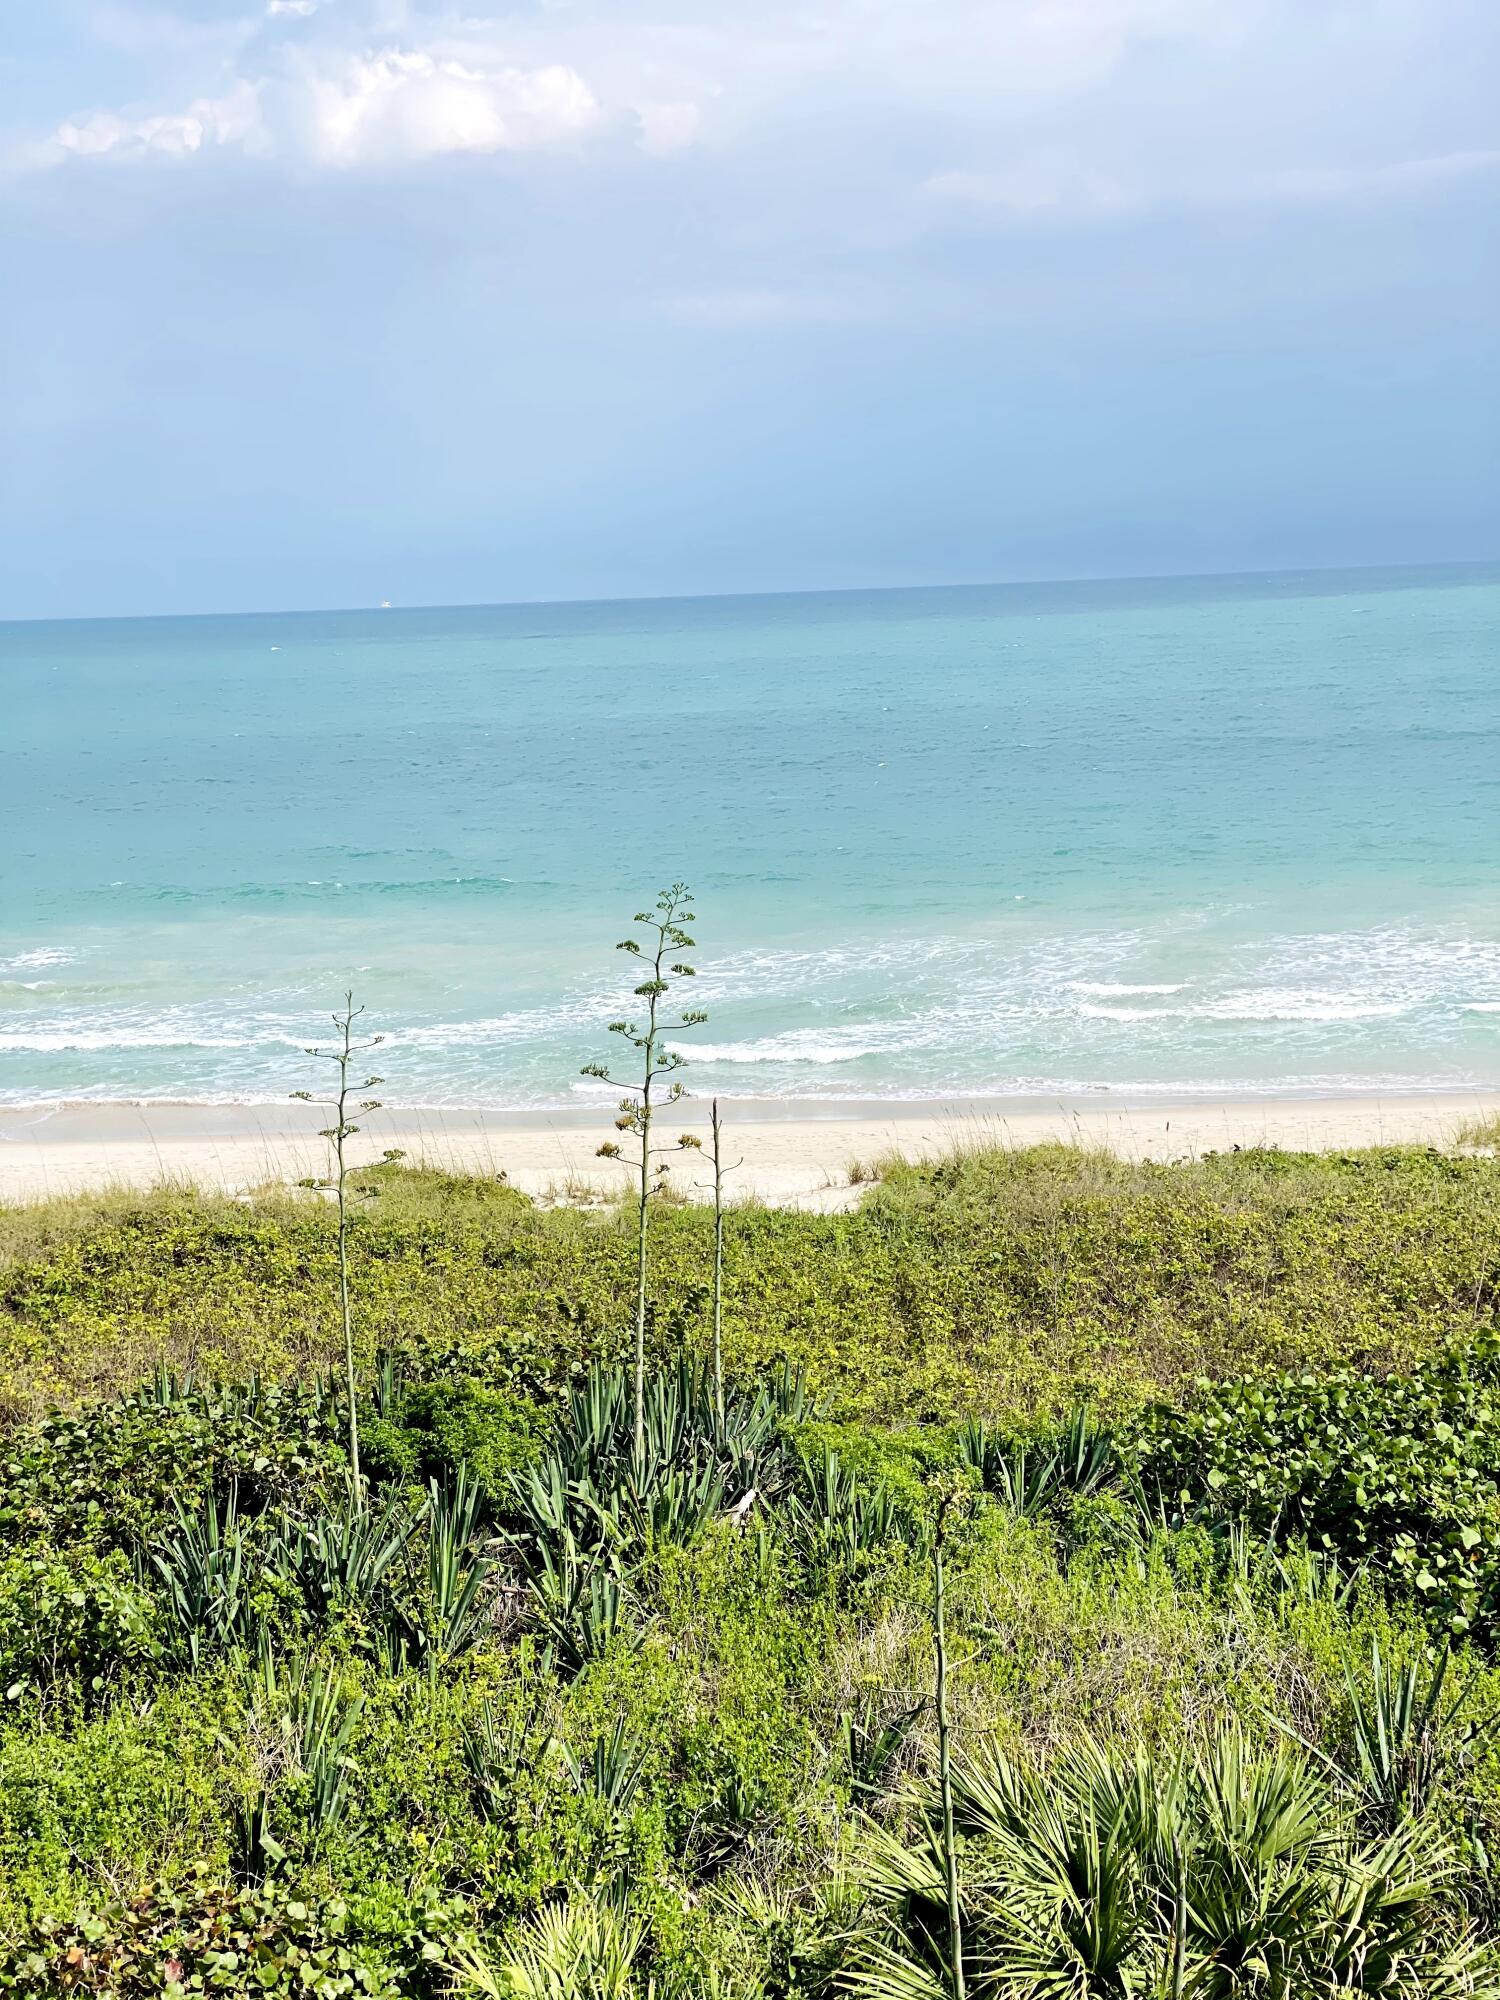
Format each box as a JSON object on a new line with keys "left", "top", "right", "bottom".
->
{"left": 4, "top": 1139, "right": 1498, "bottom": 1426}
{"left": 5, "top": 1139, "right": 1500, "bottom": 1990}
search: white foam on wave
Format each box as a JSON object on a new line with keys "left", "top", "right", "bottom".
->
{"left": 398, "top": 1001, "right": 607, "bottom": 1049}
{"left": 0, "top": 946, "right": 76, "bottom": 974}
{"left": 1070, "top": 982, "right": 1187, "bottom": 997}
{"left": 4, "top": 1065, "right": 1492, "bottom": 1112}
{"left": 1080, "top": 991, "right": 1419, "bottom": 1025}
{"left": 4, "top": 918, "right": 1498, "bottom": 1097}
{"left": 698, "top": 931, "right": 1153, "bottom": 1006}
{"left": 1208, "top": 992, "right": 1418, "bottom": 1023}
{"left": 0, "top": 1026, "right": 304, "bottom": 1053}
{"left": 679, "top": 1031, "right": 896, "bottom": 1066}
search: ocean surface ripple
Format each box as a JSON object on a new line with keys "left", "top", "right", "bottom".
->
{"left": 3, "top": 564, "right": 1497, "bottom": 1106}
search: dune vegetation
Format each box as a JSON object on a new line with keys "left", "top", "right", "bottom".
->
{"left": 2, "top": 1136, "right": 1500, "bottom": 1994}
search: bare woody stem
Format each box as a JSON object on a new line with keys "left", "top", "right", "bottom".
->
{"left": 333, "top": 1008, "right": 358, "bottom": 1491}
{"left": 709, "top": 1098, "right": 740, "bottom": 1429}
{"left": 632, "top": 947, "right": 661, "bottom": 1463}
{"left": 934, "top": 1491, "right": 965, "bottom": 2000}
{"left": 711, "top": 1098, "right": 725, "bottom": 1427}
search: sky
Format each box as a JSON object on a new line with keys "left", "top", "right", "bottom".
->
{"left": 1, "top": 0, "right": 1497, "bottom": 620}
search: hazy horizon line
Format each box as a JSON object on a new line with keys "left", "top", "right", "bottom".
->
{"left": 3, "top": 552, "right": 1496, "bottom": 632}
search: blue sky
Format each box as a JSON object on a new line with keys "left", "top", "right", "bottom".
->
{"left": 2, "top": 0, "right": 1497, "bottom": 619}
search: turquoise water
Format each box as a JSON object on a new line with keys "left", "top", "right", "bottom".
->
{"left": 3, "top": 564, "right": 1498, "bottom": 1107}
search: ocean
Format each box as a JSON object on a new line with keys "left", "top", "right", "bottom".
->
{"left": 3, "top": 563, "right": 1497, "bottom": 1109}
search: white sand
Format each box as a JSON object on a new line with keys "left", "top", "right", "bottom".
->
{"left": 1, "top": 1092, "right": 1495, "bottom": 1210}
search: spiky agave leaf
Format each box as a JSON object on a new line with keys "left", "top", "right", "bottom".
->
{"left": 291, "top": 1475, "right": 415, "bottom": 1618}
{"left": 1337, "top": 1639, "right": 1499, "bottom": 1832}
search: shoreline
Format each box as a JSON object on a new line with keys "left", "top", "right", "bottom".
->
{"left": 2, "top": 1089, "right": 1496, "bottom": 1210}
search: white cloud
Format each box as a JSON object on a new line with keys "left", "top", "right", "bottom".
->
{"left": 52, "top": 81, "right": 262, "bottom": 162}
{"left": 16, "top": 0, "right": 1247, "bottom": 180}
{"left": 299, "top": 49, "right": 599, "bottom": 165}
{"left": 32, "top": 44, "right": 600, "bottom": 172}
{"left": 10, "top": 0, "right": 1497, "bottom": 206}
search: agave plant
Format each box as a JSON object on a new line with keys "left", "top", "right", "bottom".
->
{"left": 280, "top": 1659, "right": 364, "bottom": 1844}
{"left": 416, "top": 1467, "right": 495, "bottom": 1662}
{"left": 1269, "top": 1542, "right": 1366, "bottom": 1611}
{"left": 147, "top": 1487, "right": 270, "bottom": 1668}
{"left": 540, "top": 1356, "right": 803, "bottom": 1521}
{"left": 630, "top": 1461, "right": 726, "bottom": 1547}
{"left": 956, "top": 1406, "right": 1117, "bottom": 1522}
{"left": 561, "top": 1717, "right": 650, "bottom": 1814}
{"left": 788, "top": 1450, "right": 921, "bottom": 1575}
{"left": 505, "top": 1358, "right": 808, "bottom": 1662}
{"left": 462, "top": 1699, "right": 556, "bottom": 1822}
{"left": 553, "top": 1719, "right": 655, "bottom": 1889}
{"left": 234, "top": 1650, "right": 365, "bottom": 1877}
{"left": 124, "top": 1361, "right": 199, "bottom": 1410}
{"left": 1345, "top": 1642, "right": 1499, "bottom": 1831}
{"left": 1277, "top": 1639, "right": 1500, "bottom": 1834}
{"left": 523, "top": 1532, "right": 640, "bottom": 1677}
{"left": 290, "top": 1476, "right": 416, "bottom": 1623}
{"left": 372, "top": 1347, "right": 406, "bottom": 1423}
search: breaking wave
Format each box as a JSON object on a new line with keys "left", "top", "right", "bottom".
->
{"left": 1, "top": 920, "right": 1497, "bottom": 1106}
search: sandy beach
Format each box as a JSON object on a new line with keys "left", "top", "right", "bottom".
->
{"left": 1, "top": 1091, "right": 1495, "bottom": 1210}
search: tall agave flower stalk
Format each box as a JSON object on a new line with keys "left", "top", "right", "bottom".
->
{"left": 583, "top": 886, "right": 707, "bottom": 1463}
{"left": 293, "top": 993, "right": 402, "bottom": 1492}
{"left": 708, "top": 1098, "right": 741, "bottom": 1428}
{"left": 933, "top": 1484, "right": 965, "bottom": 2000}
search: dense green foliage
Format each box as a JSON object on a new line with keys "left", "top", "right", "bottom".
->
{"left": 1128, "top": 1342, "right": 1500, "bottom": 1633}
{"left": 2, "top": 1145, "right": 1500, "bottom": 1995}
{"left": 4, "top": 1144, "right": 1497, "bottom": 1424}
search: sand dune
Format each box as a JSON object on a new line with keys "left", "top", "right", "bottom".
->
{"left": 1, "top": 1091, "right": 1495, "bottom": 1210}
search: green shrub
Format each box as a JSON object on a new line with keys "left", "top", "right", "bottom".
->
{"left": 784, "top": 1421, "right": 962, "bottom": 1520}
{"left": 6, "top": 1146, "right": 1499, "bottom": 1426}
{"left": 2, "top": 1148, "right": 1500, "bottom": 1992}
{"left": 364, "top": 1379, "right": 548, "bottom": 1502}
{"left": 0, "top": 1544, "right": 156, "bottom": 1696}
{"left": 1126, "top": 1341, "right": 1500, "bottom": 1629}
{"left": 0, "top": 1868, "right": 471, "bottom": 1997}
{"left": 0, "top": 1380, "right": 341, "bottom": 1554}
